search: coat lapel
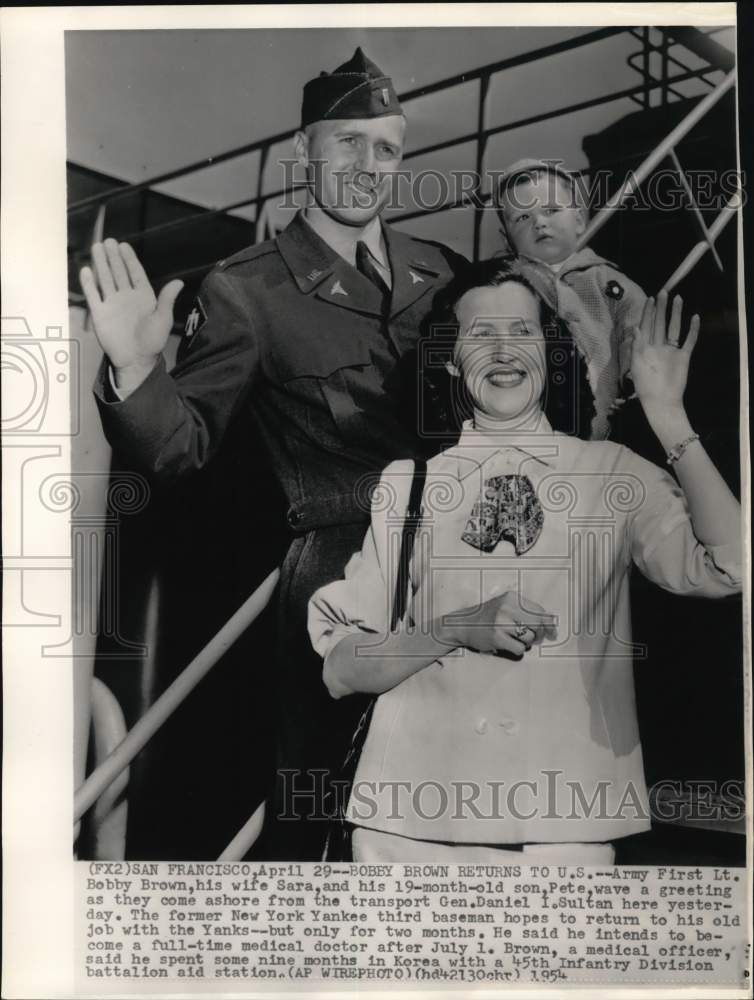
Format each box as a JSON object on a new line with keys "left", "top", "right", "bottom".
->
{"left": 276, "top": 212, "right": 336, "bottom": 292}
{"left": 383, "top": 224, "right": 444, "bottom": 317}
{"left": 313, "top": 258, "right": 385, "bottom": 317}
{"left": 276, "top": 213, "right": 387, "bottom": 317}
{"left": 276, "top": 212, "right": 446, "bottom": 319}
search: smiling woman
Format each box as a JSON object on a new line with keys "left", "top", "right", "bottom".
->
{"left": 422, "top": 257, "right": 596, "bottom": 440}
{"left": 308, "top": 260, "right": 742, "bottom": 863}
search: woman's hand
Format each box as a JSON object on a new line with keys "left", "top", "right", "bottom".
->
{"left": 439, "top": 591, "right": 557, "bottom": 659}
{"left": 324, "top": 590, "right": 557, "bottom": 699}
{"left": 630, "top": 291, "right": 699, "bottom": 413}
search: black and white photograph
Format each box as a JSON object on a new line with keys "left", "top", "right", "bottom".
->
{"left": 2, "top": 3, "right": 751, "bottom": 996}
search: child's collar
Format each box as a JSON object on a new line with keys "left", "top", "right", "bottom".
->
{"left": 518, "top": 246, "right": 619, "bottom": 275}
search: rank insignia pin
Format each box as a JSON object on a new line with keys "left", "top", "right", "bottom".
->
{"left": 331, "top": 280, "right": 348, "bottom": 296}
{"left": 307, "top": 269, "right": 322, "bottom": 281}
{"left": 381, "top": 88, "right": 389, "bottom": 106}
{"left": 408, "top": 269, "right": 424, "bottom": 285}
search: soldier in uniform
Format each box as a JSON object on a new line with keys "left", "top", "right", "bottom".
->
{"left": 82, "top": 48, "right": 466, "bottom": 859}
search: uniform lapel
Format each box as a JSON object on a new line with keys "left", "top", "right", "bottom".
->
{"left": 383, "top": 224, "right": 444, "bottom": 317}
{"left": 277, "top": 212, "right": 387, "bottom": 317}
{"left": 276, "top": 212, "right": 336, "bottom": 291}
{"left": 314, "top": 257, "right": 385, "bottom": 316}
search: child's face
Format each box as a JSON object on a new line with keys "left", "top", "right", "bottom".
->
{"left": 502, "top": 172, "right": 585, "bottom": 264}
{"left": 448, "top": 281, "right": 546, "bottom": 424}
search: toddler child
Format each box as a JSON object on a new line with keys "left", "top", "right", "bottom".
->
{"left": 497, "top": 158, "right": 646, "bottom": 439}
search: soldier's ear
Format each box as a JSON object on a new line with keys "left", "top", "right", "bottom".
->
{"left": 294, "top": 130, "right": 309, "bottom": 167}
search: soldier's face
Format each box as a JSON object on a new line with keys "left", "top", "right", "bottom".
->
{"left": 448, "top": 282, "right": 547, "bottom": 424}
{"left": 298, "top": 116, "right": 406, "bottom": 226}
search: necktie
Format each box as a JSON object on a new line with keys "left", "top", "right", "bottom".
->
{"left": 355, "top": 240, "right": 390, "bottom": 309}
{"left": 461, "top": 474, "right": 544, "bottom": 554}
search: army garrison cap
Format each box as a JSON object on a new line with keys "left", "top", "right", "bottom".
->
{"left": 301, "top": 47, "right": 402, "bottom": 128}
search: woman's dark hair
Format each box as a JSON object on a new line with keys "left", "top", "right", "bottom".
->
{"left": 419, "top": 256, "right": 596, "bottom": 443}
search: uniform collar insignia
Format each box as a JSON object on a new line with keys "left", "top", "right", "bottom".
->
{"left": 277, "top": 213, "right": 338, "bottom": 292}
{"left": 330, "top": 280, "right": 348, "bottom": 296}
{"left": 408, "top": 269, "right": 424, "bottom": 284}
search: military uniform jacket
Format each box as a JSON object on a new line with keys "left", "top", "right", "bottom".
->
{"left": 94, "top": 212, "right": 464, "bottom": 532}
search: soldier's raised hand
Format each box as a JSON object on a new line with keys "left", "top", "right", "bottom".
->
{"left": 80, "top": 239, "right": 183, "bottom": 390}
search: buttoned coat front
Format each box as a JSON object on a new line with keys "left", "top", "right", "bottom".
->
{"left": 309, "top": 423, "right": 741, "bottom": 845}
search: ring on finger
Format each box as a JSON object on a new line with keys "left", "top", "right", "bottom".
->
{"left": 512, "top": 622, "right": 530, "bottom": 640}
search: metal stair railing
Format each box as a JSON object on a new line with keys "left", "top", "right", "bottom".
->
{"left": 576, "top": 68, "right": 738, "bottom": 292}
{"left": 86, "top": 678, "right": 130, "bottom": 860}
{"left": 75, "top": 569, "right": 280, "bottom": 860}
{"left": 67, "top": 26, "right": 729, "bottom": 277}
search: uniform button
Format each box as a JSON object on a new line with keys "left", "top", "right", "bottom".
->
{"left": 499, "top": 717, "right": 520, "bottom": 735}
{"left": 475, "top": 718, "right": 488, "bottom": 735}
{"left": 288, "top": 510, "right": 301, "bottom": 527}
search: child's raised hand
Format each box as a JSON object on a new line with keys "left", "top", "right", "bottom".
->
{"left": 629, "top": 291, "right": 699, "bottom": 412}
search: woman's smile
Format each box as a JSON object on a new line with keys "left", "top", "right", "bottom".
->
{"left": 487, "top": 362, "right": 528, "bottom": 388}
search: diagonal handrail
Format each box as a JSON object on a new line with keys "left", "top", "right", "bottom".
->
{"left": 577, "top": 68, "right": 736, "bottom": 250}
{"left": 661, "top": 190, "right": 739, "bottom": 293}
{"left": 74, "top": 568, "right": 280, "bottom": 824}
{"left": 668, "top": 147, "right": 724, "bottom": 271}
{"left": 218, "top": 802, "right": 267, "bottom": 862}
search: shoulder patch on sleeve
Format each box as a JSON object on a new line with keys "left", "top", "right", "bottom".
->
{"left": 184, "top": 297, "right": 208, "bottom": 341}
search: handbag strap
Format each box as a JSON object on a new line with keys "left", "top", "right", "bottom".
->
{"left": 390, "top": 459, "right": 427, "bottom": 630}
{"left": 340, "top": 458, "right": 427, "bottom": 773}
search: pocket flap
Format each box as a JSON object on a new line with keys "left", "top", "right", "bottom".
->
{"left": 274, "top": 336, "right": 372, "bottom": 380}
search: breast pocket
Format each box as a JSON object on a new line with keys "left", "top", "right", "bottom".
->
{"left": 273, "top": 337, "right": 374, "bottom": 442}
